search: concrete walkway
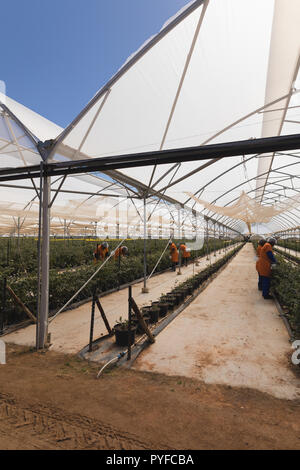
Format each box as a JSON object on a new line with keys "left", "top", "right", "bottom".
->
{"left": 3, "top": 244, "right": 240, "bottom": 354}
{"left": 134, "top": 244, "right": 300, "bottom": 400}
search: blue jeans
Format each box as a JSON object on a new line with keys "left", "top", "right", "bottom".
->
{"left": 258, "top": 274, "right": 262, "bottom": 290}
{"left": 261, "top": 276, "right": 270, "bottom": 297}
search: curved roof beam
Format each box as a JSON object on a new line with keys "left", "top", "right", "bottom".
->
{"left": 205, "top": 179, "right": 300, "bottom": 229}
{"left": 48, "top": 0, "right": 205, "bottom": 160}
{"left": 0, "top": 102, "right": 39, "bottom": 149}
{"left": 205, "top": 161, "right": 300, "bottom": 206}
{"left": 154, "top": 92, "right": 297, "bottom": 196}
{"left": 186, "top": 150, "right": 300, "bottom": 207}
{"left": 184, "top": 154, "right": 258, "bottom": 206}
{"left": 148, "top": 0, "right": 210, "bottom": 189}
{"left": 185, "top": 160, "right": 300, "bottom": 227}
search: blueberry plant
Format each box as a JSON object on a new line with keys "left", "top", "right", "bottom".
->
{"left": 271, "top": 255, "right": 300, "bottom": 338}
{"left": 0, "top": 236, "right": 237, "bottom": 328}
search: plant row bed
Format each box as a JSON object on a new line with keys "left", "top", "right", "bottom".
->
{"left": 0, "top": 237, "right": 236, "bottom": 275}
{"left": 270, "top": 254, "right": 300, "bottom": 340}
{"left": 0, "top": 240, "right": 239, "bottom": 329}
{"left": 277, "top": 240, "right": 300, "bottom": 254}
{"left": 114, "top": 243, "right": 245, "bottom": 349}
{"left": 252, "top": 241, "right": 300, "bottom": 339}
{"left": 274, "top": 247, "right": 300, "bottom": 265}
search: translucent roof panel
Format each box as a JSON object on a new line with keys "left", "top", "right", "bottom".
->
{"left": 0, "top": 107, "right": 41, "bottom": 169}
{"left": 48, "top": 0, "right": 300, "bottom": 233}
{"left": 1, "top": 0, "right": 300, "bottom": 235}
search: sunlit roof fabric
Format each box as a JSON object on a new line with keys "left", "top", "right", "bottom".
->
{"left": 1, "top": 0, "right": 300, "bottom": 235}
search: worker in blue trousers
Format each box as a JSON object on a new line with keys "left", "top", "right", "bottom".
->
{"left": 257, "top": 237, "right": 277, "bottom": 299}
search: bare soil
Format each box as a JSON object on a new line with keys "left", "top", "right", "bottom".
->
{"left": 0, "top": 344, "right": 299, "bottom": 450}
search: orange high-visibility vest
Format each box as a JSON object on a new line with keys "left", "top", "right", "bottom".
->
{"left": 95, "top": 245, "right": 108, "bottom": 260}
{"left": 257, "top": 243, "right": 273, "bottom": 277}
{"left": 256, "top": 245, "right": 262, "bottom": 272}
{"left": 114, "top": 247, "right": 125, "bottom": 260}
{"left": 180, "top": 244, "right": 190, "bottom": 258}
{"left": 170, "top": 243, "right": 178, "bottom": 263}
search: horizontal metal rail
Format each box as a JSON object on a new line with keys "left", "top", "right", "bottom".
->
{"left": 0, "top": 133, "right": 299, "bottom": 182}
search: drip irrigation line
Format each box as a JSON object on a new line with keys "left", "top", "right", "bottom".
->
{"left": 147, "top": 238, "right": 171, "bottom": 281}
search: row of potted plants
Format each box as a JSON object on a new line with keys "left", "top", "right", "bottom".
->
{"left": 114, "top": 243, "right": 244, "bottom": 347}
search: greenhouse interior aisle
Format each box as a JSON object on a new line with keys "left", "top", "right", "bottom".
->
{"left": 134, "top": 244, "right": 300, "bottom": 400}
{"left": 3, "top": 244, "right": 240, "bottom": 353}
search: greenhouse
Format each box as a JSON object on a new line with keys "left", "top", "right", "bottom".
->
{"left": 0, "top": 0, "right": 299, "bottom": 451}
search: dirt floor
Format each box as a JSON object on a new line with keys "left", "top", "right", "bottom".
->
{"left": 135, "top": 244, "right": 300, "bottom": 400}
{"left": 1, "top": 242, "right": 299, "bottom": 450}
{"left": 0, "top": 343, "right": 299, "bottom": 450}
{"left": 3, "top": 244, "right": 240, "bottom": 354}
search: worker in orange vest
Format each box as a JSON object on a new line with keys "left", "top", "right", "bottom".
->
{"left": 114, "top": 246, "right": 129, "bottom": 261}
{"left": 169, "top": 241, "right": 178, "bottom": 271}
{"left": 257, "top": 237, "right": 277, "bottom": 299}
{"left": 94, "top": 242, "right": 109, "bottom": 263}
{"left": 179, "top": 243, "right": 191, "bottom": 267}
{"left": 256, "top": 239, "right": 266, "bottom": 291}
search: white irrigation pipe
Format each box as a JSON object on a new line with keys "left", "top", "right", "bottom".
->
{"left": 147, "top": 238, "right": 171, "bottom": 281}
{"left": 49, "top": 237, "right": 127, "bottom": 324}
{"left": 97, "top": 315, "right": 159, "bottom": 379}
{"left": 96, "top": 352, "right": 126, "bottom": 379}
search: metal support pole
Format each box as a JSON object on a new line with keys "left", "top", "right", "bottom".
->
{"left": 0, "top": 277, "right": 7, "bottom": 334}
{"left": 177, "top": 247, "right": 182, "bottom": 275}
{"left": 178, "top": 206, "right": 181, "bottom": 240}
{"left": 142, "top": 198, "right": 149, "bottom": 293}
{"left": 89, "top": 292, "right": 96, "bottom": 352}
{"left": 36, "top": 165, "right": 43, "bottom": 350}
{"left": 213, "top": 222, "right": 216, "bottom": 256}
{"left": 37, "top": 172, "right": 51, "bottom": 349}
{"left": 206, "top": 218, "right": 209, "bottom": 260}
{"left": 17, "top": 216, "right": 20, "bottom": 250}
{"left": 127, "top": 285, "right": 132, "bottom": 361}
{"left": 116, "top": 204, "right": 120, "bottom": 239}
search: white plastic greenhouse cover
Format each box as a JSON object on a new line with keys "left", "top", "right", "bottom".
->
{"left": 1, "top": 0, "right": 300, "bottom": 234}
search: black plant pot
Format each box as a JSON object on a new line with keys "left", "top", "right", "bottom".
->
{"left": 114, "top": 324, "right": 137, "bottom": 347}
{"left": 166, "top": 294, "right": 178, "bottom": 306}
{"left": 173, "top": 288, "right": 184, "bottom": 298}
{"left": 174, "top": 292, "right": 184, "bottom": 304}
{"left": 185, "top": 285, "right": 194, "bottom": 295}
{"left": 160, "top": 296, "right": 174, "bottom": 311}
{"left": 148, "top": 307, "right": 160, "bottom": 323}
{"left": 132, "top": 315, "right": 151, "bottom": 334}
{"left": 159, "top": 302, "right": 169, "bottom": 317}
